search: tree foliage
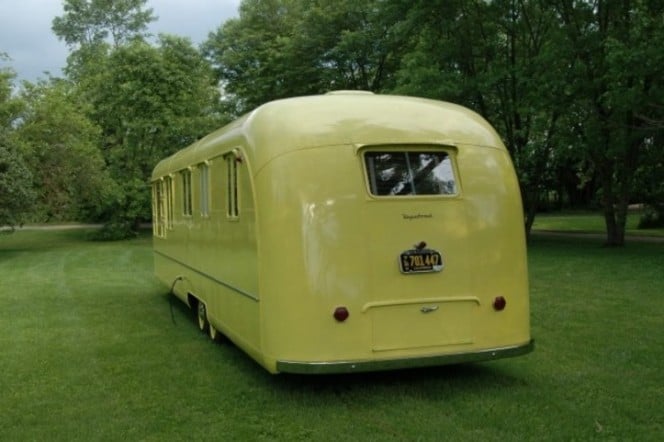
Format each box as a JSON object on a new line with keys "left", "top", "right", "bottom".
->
{"left": 552, "top": 0, "right": 664, "bottom": 245}
{"left": 82, "top": 36, "right": 222, "bottom": 235}
{"left": 295, "top": 0, "right": 410, "bottom": 92}
{"left": 0, "top": 63, "right": 35, "bottom": 229}
{"left": 52, "top": 0, "right": 155, "bottom": 47}
{"left": 209, "top": 0, "right": 663, "bottom": 245}
{"left": 16, "top": 79, "right": 112, "bottom": 222}
{"left": 0, "top": 143, "right": 35, "bottom": 231}
{"left": 2, "top": 0, "right": 657, "bottom": 245}
{"left": 393, "top": 0, "right": 570, "bottom": 236}
{"left": 49, "top": 2, "right": 222, "bottom": 238}
{"left": 204, "top": 0, "right": 411, "bottom": 114}
{"left": 203, "top": 0, "right": 310, "bottom": 113}
{"left": 53, "top": 0, "right": 156, "bottom": 83}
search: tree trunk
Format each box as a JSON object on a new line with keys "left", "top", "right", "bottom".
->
{"left": 522, "top": 182, "right": 539, "bottom": 241}
{"left": 524, "top": 201, "right": 537, "bottom": 241}
{"left": 603, "top": 204, "right": 625, "bottom": 247}
{"left": 600, "top": 164, "right": 627, "bottom": 247}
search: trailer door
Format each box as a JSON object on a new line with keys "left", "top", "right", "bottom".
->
{"left": 362, "top": 149, "right": 478, "bottom": 352}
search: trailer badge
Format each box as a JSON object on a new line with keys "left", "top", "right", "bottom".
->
{"left": 399, "top": 242, "right": 444, "bottom": 274}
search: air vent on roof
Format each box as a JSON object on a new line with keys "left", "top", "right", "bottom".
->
{"left": 325, "top": 90, "right": 375, "bottom": 95}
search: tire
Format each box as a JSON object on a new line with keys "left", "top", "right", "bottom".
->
{"left": 197, "top": 301, "right": 209, "bottom": 333}
{"left": 209, "top": 322, "right": 220, "bottom": 342}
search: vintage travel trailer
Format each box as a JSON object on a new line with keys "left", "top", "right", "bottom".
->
{"left": 151, "top": 91, "right": 533, "bottom": 374}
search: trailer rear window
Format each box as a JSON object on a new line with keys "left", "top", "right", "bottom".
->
{"left": 364, "top": 151, "right": 457, "bottom": 196}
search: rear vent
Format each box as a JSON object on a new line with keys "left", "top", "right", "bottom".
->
{"left": 325, "top": 90, "right": 374, "bottom": 95}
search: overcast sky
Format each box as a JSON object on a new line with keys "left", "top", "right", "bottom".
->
{"left": 0, "top": 0, "right": 240, "bottom": 84}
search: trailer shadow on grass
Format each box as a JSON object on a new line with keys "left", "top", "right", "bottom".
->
{"left": 272, "top": 362, "right": 529, "bottom": 397}
{"left": 162, "top": 293, "right": 529, "bottom": 402}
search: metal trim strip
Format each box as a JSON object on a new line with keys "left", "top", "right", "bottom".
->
{"left": 154, "top": 250, "right": 259, "bottom": 302}
{"left": 361, "top": 296, "right": 481, "bottom": 313}
{"left": 276, "top": 340, "right": 534, "bottom": 374}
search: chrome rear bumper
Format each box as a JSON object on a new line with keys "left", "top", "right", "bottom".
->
{"left": 276, "top": 340, "right": 535, "bottom": 374}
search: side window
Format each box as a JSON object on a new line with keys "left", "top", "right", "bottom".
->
{"left": 165, "top": 176, "right": 174, "bottom": 229}
{"left": 199, "top": 163, "right": 209, "bottom": 217}
{"left": 364, "top": 151, "right": 457, "bottom": 196}
{"left": 152, "top": 181, "right": 165, "bottom": 238}
{"left": 182, "top": 169, "right": 192, "bottom": 216}
{"left": 225, "top": 153, "right": 239, "bottom": 218}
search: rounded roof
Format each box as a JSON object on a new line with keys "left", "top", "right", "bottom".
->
{"left": 152, "top": 92, "right": 505, "bottom": 179}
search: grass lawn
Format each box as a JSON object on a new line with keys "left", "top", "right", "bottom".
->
{"left": 1, "top": 229, "right": 662, "bottom": 441}
{"left": 532, "top": 211, "right": 664, "bottom": 237}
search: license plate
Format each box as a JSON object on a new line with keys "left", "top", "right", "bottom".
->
{"left": 399, "top": 249, "right": 443, "bottom": 274}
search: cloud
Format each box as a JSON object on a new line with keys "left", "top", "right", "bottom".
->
{"left": 149, "top": 0, "right": 241, "bottom": 43}
{"left": 0, "top": 0, "right": 240, "bottom": 84}
{"left": 0, "top": 0, "right": 68, "bottom": 81}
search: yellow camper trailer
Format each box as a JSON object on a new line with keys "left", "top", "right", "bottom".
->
{"left": 151, "top": 91, "right": 533, "bottom": 374}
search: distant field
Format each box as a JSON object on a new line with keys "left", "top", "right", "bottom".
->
{"left": 1, "top": 229, "right": 662, "bottom": 440}
{"left": 532, "top": 211, "right": 664, "bottom": 237}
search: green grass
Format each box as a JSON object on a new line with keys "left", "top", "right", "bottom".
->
{"left": 1, "top": 229, "right": 662, "bottom": 440}
{"left": 532, "top": 211, "right": 664, "bottom": 237}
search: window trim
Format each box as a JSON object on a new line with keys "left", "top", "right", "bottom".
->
{"left": 181, "top": 168, "right": 193, "bottom": 216}
{"left": 165, "top": 175, "right": 174, "bottom": 229}
{"left": 199, "top": 162, "right": 210, "bottom": 217}
{"left": 225, "top": 151, "right": 240, "bottom": 219}
{"left": 152, "top": 180, "right": 165, "bottom": 238}
{"left": 361, "top": 147, "right": 460, "bottom": 199}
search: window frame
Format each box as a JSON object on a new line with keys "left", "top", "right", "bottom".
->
{"left": 225, "top": 151, "right": 240, "bottom": 219}
{"left": 181, "top": 168, "right": 193, "bottom": 216}
{"left": 199, "top": 162, "right": 210, "bottom": 217}
{"left": 152, "top": 181, "right": 165, "bottom": 238}
{"left": 362, "top": 147, "right": 459, "bottom": 198}
{"left": 165, "top": 175, "right": 174, "bottom": 229}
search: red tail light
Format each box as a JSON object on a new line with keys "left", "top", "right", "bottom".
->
{"left": 493, "top": 296, "right": 507, "bottom": 311}
{"left": 333, "top": 306, "right": 349, "bottom": 322}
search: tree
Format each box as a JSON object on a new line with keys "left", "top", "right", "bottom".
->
{"left": 84, "top": 37, "right": 222, "bottom": 235}
{"left": 294, "top": 0, "right": 411, "bottom": 92}
{"left": 0, "top": 143, "right": 35, "bottom": 231}
{"left": 0, "top": 59, "right": 34, "bottom": 229}
{"left": 634, "top": 135, "right": 664, "bottom": 228}
{"left": 204, "top": 0, "right": 309, "bottom": 113}
{"left": 16, "top": 79, "right": 112, "bottom": 222}
{"left": 52, "top": 0, "right": 156, "bottom": 82}
{"left": 554, "top": 0, "right": 664, "bottom": 246}
{"left": 52, "top": 0, "right": 155, "bottom": 47}
{"left": 53, "top": 0, "right": 222, "bottom": 237}
{"left": 204, "top": 0, "right": 411, "bottom": 114}
{"left": 394, "top": 0, "right": 568, "bottom": 236}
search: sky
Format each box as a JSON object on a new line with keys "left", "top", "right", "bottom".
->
{"left": 0, "top": 0, "right": 241, "bottom": 84}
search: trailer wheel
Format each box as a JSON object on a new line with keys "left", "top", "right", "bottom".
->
{"left": 209, "top": 322, "right": 220, "bottom": 342}
{"left": 197, "top": 301, "right": 209, "bottom": 333}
